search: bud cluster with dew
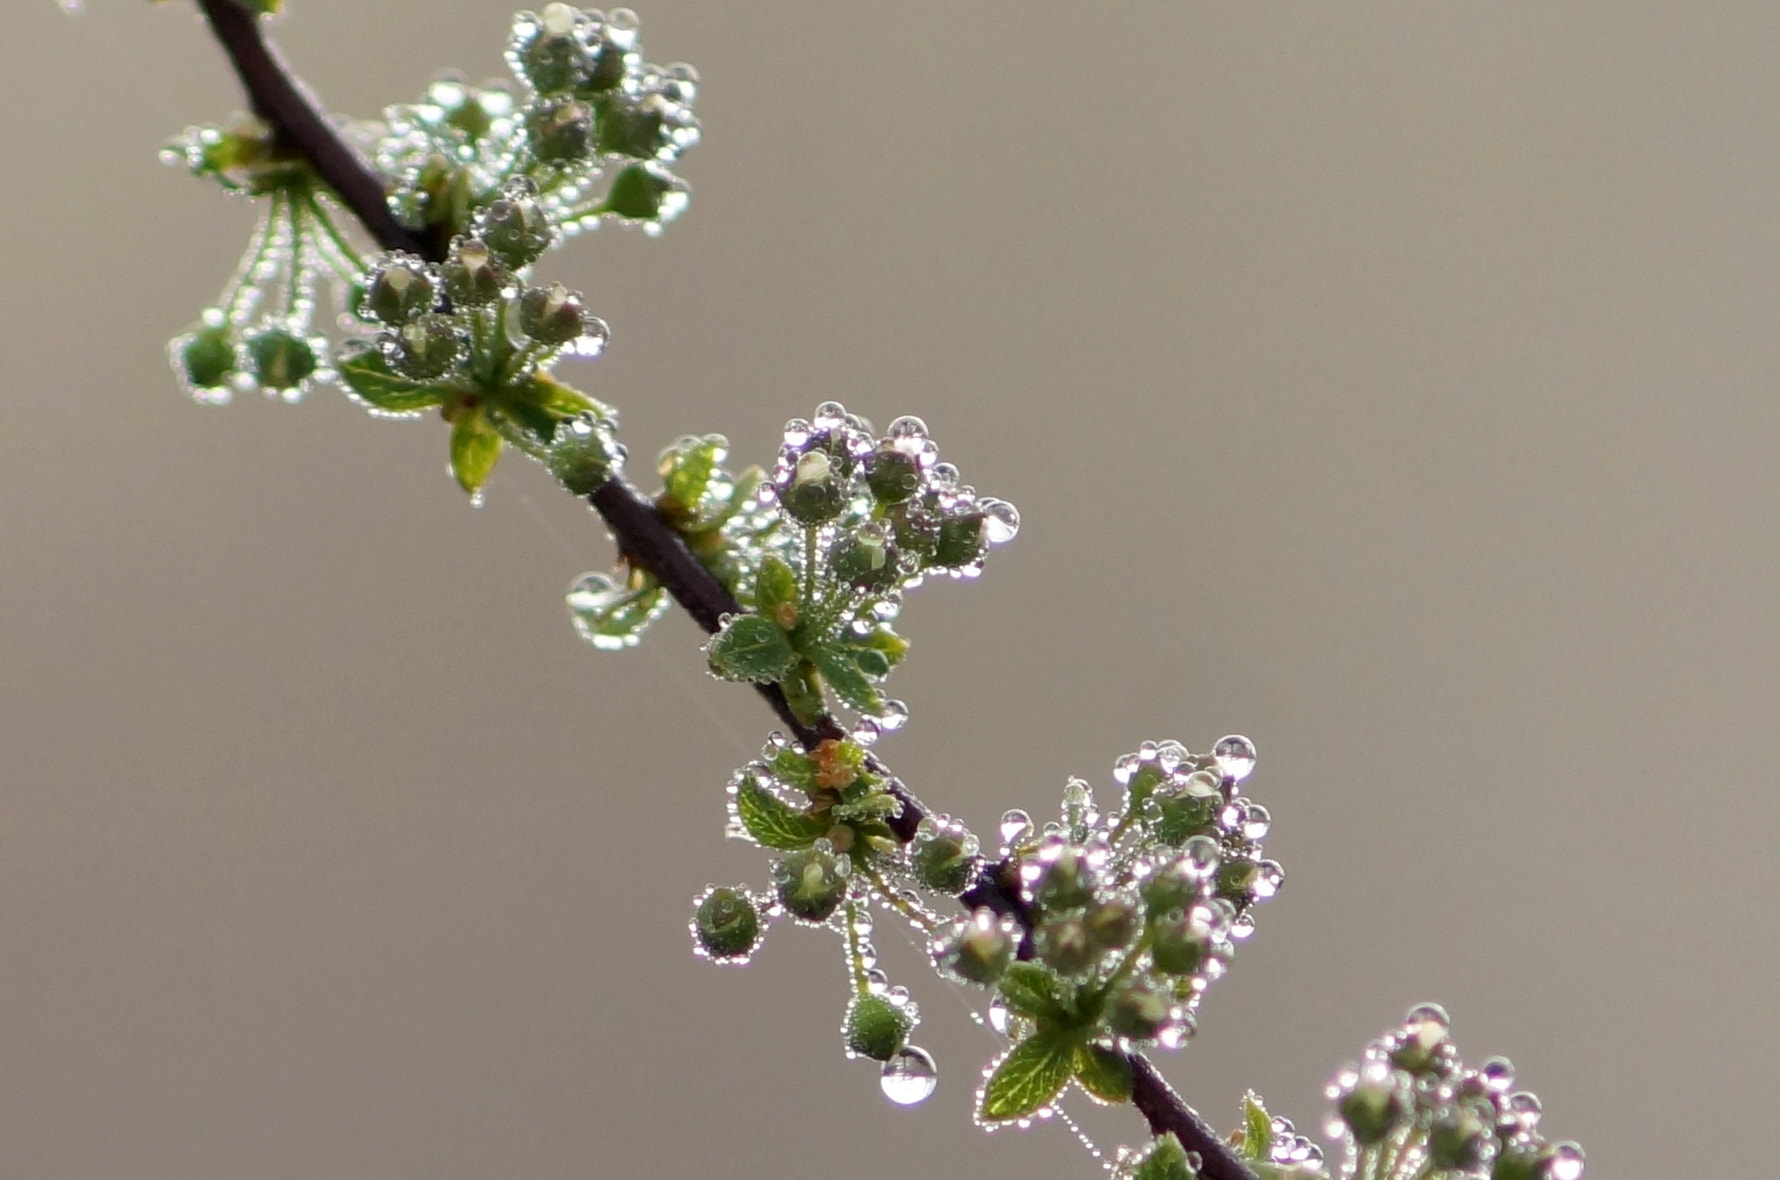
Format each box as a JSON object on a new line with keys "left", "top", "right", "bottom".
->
{"left": 152, "top": 4, "right": 1588, "bottom": 1177}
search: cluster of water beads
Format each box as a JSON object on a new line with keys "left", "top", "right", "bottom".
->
{"left": 1324, "top": 1005, "right": 1584, "bottom": 1180}
{"left": 566, "top": 567, "right": 669, "bottom": 650}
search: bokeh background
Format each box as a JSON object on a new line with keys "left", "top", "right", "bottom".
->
{"left": 3, "top": 2, "right": 1773, "bottom": 1176}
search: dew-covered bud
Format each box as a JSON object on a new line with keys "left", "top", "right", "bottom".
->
{"left": 246, "top": 325, "right": 318, "bottom": 393}
{"left": 829, "top": 528, "right": 898, "bottom": 593}
{"left": 1149, "top": 908, "right": 1213, "bottom": 977}
{"left": 177, "top": 318, "right": 238, "bottom": 391}
{"left": 1085, "top": 899, "right": 1139, "bottom": 951}
{"left": 517, "top": 283, "right": 590, "bottom": 346}
{"left": 910, "top": 829, "right": 977, "bottom": 896}
{"left": 936, "top": 908, "right": 1015, "bottom": 986}
{"left": 1140, "top": 857, "right": 1203, "bottom": 919}
{"left": 478, "top": 181, "right": 554, "bottom": 269}
{"left": 601, "top": 163, "right": 680, "bottom": 221}
{"left": 1034, "top": 915, "right": 1095, "bottom": 977}
{"left": 547, "top": 415, "right": 616, "bottom": 496}
{"left": 1031, "top": 844, "right": 1097, "bottom": 912}
{"left": 527, "top": 95, "right": 594, "bottom": 161}
{"left": 1491, "top": 1146, "right": 1547, "bottom": 1180}
{"left": 844, "top": 993, "right": 913, "bottom": 1062}
{"left": 693, "top": 885, "right": 761, "bottom": 962}
{"left": 363, "top": 255, "right": 438, "bottom": 325}
{"left": 388, "top": 313, "right": 466, "bottom": 381}
{"left": 596, "top": 94, "right": 666, "bottom": 159}
{"left": 929, "top": 511, "right": 987, "bottom": 570}
{"left": 442, "top": 238, "right": 509, "bottom": 307}
{"left": 1338, "top": 1072, "right": 1409, "bottom": 1146}
{"left": 773, "top": 846, "right": 848, "bottom": 924}
{"left": 520, "top": 4, "right": 594, "bottom": 94}
{"left": 864, "top": 446, "right": 922, "bottom": 504}
{"left": 1106, "top": 980, "right": 1169, "bottom": 1041}
{"left": 1428, "top": 1105, "right": 1491, "bottom": 1172}
{"left": 779, "top": 449, "right": 847, "bottom": 524}
{"left": 1392, "top": 1004, "right": 1453, "bottom": 1075}
{"left": 1216, "top": 856, "right": 1261, "bottom": 905}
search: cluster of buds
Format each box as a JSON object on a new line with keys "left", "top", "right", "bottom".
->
{"left": 703, "top": 402, "right": 1019, "bottom": 726}
{"left": 1325, "top": 1006, "right": 1584, "bottom": 1180}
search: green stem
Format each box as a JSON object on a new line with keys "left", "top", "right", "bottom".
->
{"left": 843, "top": 901, "right": 871, "bottom": 996}
{"left": 802, "top": 524, "right": 819, "bottom": 605}
{"left": 301, "top": 191, "right": 368, "bottom": 275}
{"left": 864, "top": 865, "right": 936, "bottom": 935}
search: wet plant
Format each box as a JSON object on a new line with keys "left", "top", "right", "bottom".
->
{"left": 135, "top": 3, "right": 1587, "bottom": 1178}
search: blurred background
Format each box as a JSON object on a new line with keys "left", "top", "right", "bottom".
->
{"left": 3, "top": 2, "right": 1773, "bottom": 1176}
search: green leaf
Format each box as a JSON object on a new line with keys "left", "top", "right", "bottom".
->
{"left": 1240, "top": 1091, "right": 1274, "bottom": 1162}
{"left": 449, "top": 405, "right": 504, "bottom": 494}
{"left": 512, "top": 371, "right": 604, "bottom": 418}
{"left": 808, "top": 643, "right": 882, "bottom": 714}
{"left": 780, "top": 664, "right": 825, "bottom": 727}
{"left": 337, "top": 341, "right": 448, "bottom": 413}
{"left": 734, "top": 780, "right": 829, "bottom": 851}
{"left": 660, "top": 434, "right": 726, "bottom": 511}
{"left": 1132, "top": 1133, "right": 1198, "bottom": 1180}
{"left": 753, "top": 554, "right": 800, "bottom": 620}
{"left": 978, "top": 1031, "right": 1076, "bottom": 1124}
{"left": 997, "top": 962, "right": 1068, "bottom": 1023}
{"left": 769, "top": 747, "right": 816, "bottom": 792}
{"left": 1072, "top": 1042, "right": 1134, "bottom": 1105}
{"left": 708, "top": 615, "right": 799, "bottom": 683}
{"left": 859, "top": 626, "right": 910, "bottom": 667}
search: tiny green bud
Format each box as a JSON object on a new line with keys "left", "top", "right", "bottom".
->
{"left": 522, "top": 5, "right": 594, "bottom": 94}
{"left": 865, "top": 447, "right": 921, "bottom": 504}
{"left": 442, "top": 238, "right": 508, "bottom": 307}
{"left": 579, "top": 38, "right": 628, "bottom": 96}
{"left": 829, "top": 528, "right": 898, "bottom": 593}
{"left": 1339, "top": 1075, "right": 1408, "bottom": 1146}
{"left": 1428, "top": 1106, "right": 1490, "bottom": 1172}
{"left": 527, "top": 96, "right": 594, "bottom": 161}
{"left": 1032, "top": 844, "right": 1096, "bottom": 911}
{"left": 1490, "top": 1148, "right": 1546, "bottom": 1180}
{"left": 1216, "top": 857, "right": 1261, "bottom": 905}
{"left": 546, "top": 416, "right": 614, "bottom": 496}
{"left": 1033, "top": 915, "right": 1095, "bottom": 977}
{"left": 1149, "top": 909, "right": 1212, "bottom": 977}
{"left": 844, "top": 994, "right": 913, "bottom": 1062}
{"left": 246, "top": 325, "right": 318, "bottom": 393}
{"left": 779, "top": 450, "right": 846, "bottom": 524}
{"left": 939, "top": 909, "right": 1015, "bottom": 986}
{"left": 601, "top": 163, "right": 676, "bottom": 221}
{"left": 596, "top": 94, "right": 666, "bottom": 159}
{"left": 1106, "top": 981, "right": 1169, "bottom": 1041}
{"left": 479, "top": 182, "right": 554, "bottom": 269}
{"left": 693, "top": 886, "right": 761, "bottom": 962}
{"left": 773, "top": 847, "right": 848, "bottom": 924}
{"left": 178, "top": 318, "right": 237, "bottom": 391}
{"left": 910, "top": 830, "right": 977, "bottom": 896}
{"left": 1085, "top": 899, "right": 1139, "bottom": 951}
{"left": 930, "top": 511, "right": 987, "bottom": 569}
{"left": 388, "top": 313, "right": 465, "bottom": 381}
{"left": 363, "top": 256, "right": 437, "bottom": 325}
{"left": 517, "top": 283, "right": 590, "bottom": 346}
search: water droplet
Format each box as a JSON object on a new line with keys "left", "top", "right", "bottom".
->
{"left": 999, "top": 809, "right": 1033, "bottom": 847}
{"left": 880, "top": 1046, "right": 938, "bottom": 1105}
{"left": 850, "top": 716, "right": 881, "bottom": 746}
{"left": 1479, "top": 1057, "right": 1516, "bottom": 1093}
{"left": 1241, "top": 803, "right": 1272, "bottom": 840}
{"left": 1545, "top": 1142, "right": 1586, "bottom": 1180}
{"left": 875, "top": 699, "right": 909, "bottom": 731}
{"left": 980, "top": 497, "right": 1020, "bottom": 544}
{"left": 986, "top": 996, "right": 1012, "bottom": 1035}
{"left": 1212, "top": 735, "right": 1257, "bottom": 782}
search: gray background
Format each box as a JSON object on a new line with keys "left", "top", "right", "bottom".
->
{"left": 1, "top": 1, "right": 1770, "bottom": 1176}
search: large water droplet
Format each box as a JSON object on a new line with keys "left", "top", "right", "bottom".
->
{"left": 999, "top": 809, "right": 1033, "bottom": 847}
{"left": 880, "top": 1045, "right": 938, "bottom": 1105}
{"left": 980, "top": 498, "right": 1020, "bottom": 544}
{"left": 1212, "top": 735, "right": 1257, "bottom": 782}
{"left": 1545, "top": 1142, "right": 1586, "bottom": 1180}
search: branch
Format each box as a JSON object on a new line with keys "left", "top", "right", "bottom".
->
{"left": 187, "top": 6, "right": 1258, "bottom": 1177}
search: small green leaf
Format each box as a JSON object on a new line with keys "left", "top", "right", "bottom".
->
{"left": 769, "top": 747, "right": 816, "bottom": 792}
{"left": 513, "top": 371, "right": 604, "bottom": 418}
{"left": 1132, "top": 1133, "right": 1198, "bottom": 1180}
{"left": 752, "top": 554, "right": 800, "bottom": 620}
{"left": 780, "top": 664, "right": 825, "bottom": 727}
{"left": 449, "top": 405, "right": 504, "bottom": 494}
{"left": 808, "top": 643, "right": 882, "bottom": 714}
{"left": 338, "top": 341, "right": 448, "bottom": 413}
{"left": 708, "top": 615, "right": 799, "bottom": 683}
{"left": 661, "top": 434, "right": 725, "bottom": 511}
{"left": 860, "top": 626, "right": 910, "bottom": 666}
{"left": 978, "top": 1031, "right": 1076, "bottom": 1124}
{"left": 734, "top": 780, "right": 829, "bottom": 851}
{"left": 1241, "top": 1091, "right": 1274, "bottom": 1162}
{"left": 1072, "top": 1042, "right": 1135, "bottom": 1105}
{"left": 997, "top": 962, "right": 1068, "bottom": 1023}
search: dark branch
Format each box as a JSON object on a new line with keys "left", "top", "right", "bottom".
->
{"left": 187, "top": 6, "right": 1257, "bottom": 1176}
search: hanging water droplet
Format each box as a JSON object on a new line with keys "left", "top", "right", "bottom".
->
{"left": 986, "top": 996, "right": 1012, "bottom": 1035}
{"left": 1479, "top": 1057, "right": 1516, "bottom": 1093}
{"left": 999, "top": 809, "right": 1033, "bottom": 847}
{"left": 880, "top": 1045, "right": 938, "bottom": 1105}
{"left": 1545, "top": 1142, "right": 1586, "bottom": 1180}
{"left": 851, "top": 716, "right": 882, "bottom": 746}
{"left": 979, "top": 497, "right": 1020, "bottom": 544}
{"left": 1241, "top": 803, "right": 1272, "bottom": 840}
{"left": 1212, "top": 735, "right": 1257, "bottom": 782}
{"left": 875, "top": 699, "right": 909, "bottom": 731}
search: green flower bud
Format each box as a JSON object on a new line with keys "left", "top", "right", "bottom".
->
{"left": 1149, "top": 909, "right": 1212, "bottom": 977}
{"left": 865, "top": 447, "right": 921, "bottom": 504}
{"left": 1106, "top": 980, "right": 1169, "bottom": 1041}
{"left": 1031, "top": 844, "right": 1096, "bottom": 912}
{"left": 177, "top": 317, "right": 238, "bottom": 391}
{"left": 938, "top": 909, "right": 1015, "bottom": 986}
{"left": 930, "top": 511, "right": 987, "bottom": 570}
{"left": 844, "top": 994, "right": 913, "bottom": 1062}
{"left": 517, "top": 283, "right": 590, "bottom": 346}
{"left": 579, "top": 39, "right": 628, "bottom": 96}
{"left": 601, "top": 163, "right": 680, "bottom": 221}
{"left": 1085, "top": 899, "right": 1139, "bottom": 951}
{"left": 442, "top": 238, "right": 508, "bottom": 307}
{"left": 1491, "top": 1148, "right": 1546, "bottom": 1180}
{"left": 527, "top": 96, "right": 594, "bottom": 162}
{"left": 246, "top": 325, "right": 318, "bottom": 393}
{"left": 1140, "top": 857, "right": 1201, "bottom": 918}
{"left": 521, "top": 5, "right": 594, "bottom": 94}
{"left": 773, "top": 846, "right": 848, "bottom": 924}
{"left": 363, "top": 255, "right": 438, "bottom": 325}
{"left": 778, "top": 450, "right": 847, "bottom": 524}
{"left": 1428, "top": 1106, "right": 1491, "bottom": 1172}
{"left": 692, "top": 886, "right": 762, "bottom": 962}
{"left": 1339, "top": 1074, "right": 1408, "bottom": 1146}
{"left": 479, "top": 182, "right": 554, "bottom": 269}
{"left": 388, "top": 313, "right": 465, "bottom": 381}
{"left": 547, "top": 416, "right": 615, "bottom": 496}
{"left": 910, "top": 830, "right": 977, "bottom": 896}
{"left": 1033, "top": 915, "right": 1095, "bottom": 977}
{"left": 1216, "top": 857, "right": 1261, "bottom": 905}
{"left": 829, "top": 528, "right": 898, "bottom": 593}
{"left": 596, "top": 94, "right": 665, "bottom": 159}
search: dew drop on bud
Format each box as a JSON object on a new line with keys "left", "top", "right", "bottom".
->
{"left": 876, "top": 699, "right": 910, "bottom": 731}
{"left": 880, "top": 1045, "right": 938, "bottom": 1105}
{"left": 979, "top": 498, "right": 1020, "bottom": 544}
{"left": 1546, "top": 1142, "right": 1586, "bottom": 1180}
{"left": 999, "top": 809, "right": 1033, "bottom": 847}
{"left": 1212, "top": 735, "right": 1257, "bottom": 782}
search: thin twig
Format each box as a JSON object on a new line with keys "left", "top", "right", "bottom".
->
{"left": 186, "top": 6, "right": 1257, "bottom": 1177}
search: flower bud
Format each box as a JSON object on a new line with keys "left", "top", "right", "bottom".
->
{"left": 527, "top": 96, "right": 594, "bottom": 162}
{"left": 596, "top": 94, "right": 666, "bottom": 159}
{"left": 693, "top": 886, "right": 762, "bottom": 962}
{"left": 1031, "top": 843, "right": 1096, "bottom": 911}
{"left": 442, "top": 238, "right": 508, "bottom": 307}
{"left": 1106, "top": 981, "right": 1169, "bottom": 1041}
{"left": 910, "top": 829, "right": 977, "bottom": 896}
{"left": 478, "top": 181, "right": 553, "bottom": 269}
{"left": 517, "top": 283, "right": 590, "bottom": 346}
{"left": 177, "top": 318, "right": 238, "bottom": 391}
{"left": 778, "top": 449, "right": 846, "bottom": 524}
{"left": 1149, "top": 909, "right": 1212, "bottom": 977}
{"left": 363, "top": 255, "right": 438, "bottom": 325}
{"left": 865, "top": 446, "right": 921, "bottom": 504}
{"left": 1216, "top": 856, "right": 1261, "bottom": 905}
{"left": 1428, "top": 1106, "right": 1490, "bottom": 1172}
{"left": 1338, "top": 1074, "right": 1409, "bottom": 1146}
{"left": 246, "top": 325, "right": 318, "bottom": 393}
{"left": 929, "top": 511, "right": 987, "bottom": 569}
{"left": 937, "top": 909, "right": 1015, "bottom": 986}
{"left": 521, "top": 5, "right": 594, "bottom": 94}
{"left": 844, "top": 994, "right": 913, "bottom": 1062}
{"left": 829, "top": 528, "right": 898, "bottom": 593}
{"left": 1086, "top": 899, "right": 1139, "bottom": 951}
{"left": 1033, "top": 915, "right": 1094, "bottom": 977}
{"left": 388, "top": 313, "right": 465, "bottom": 380}
{"left": 773, "top": 846, "right": 848, "bottom": 924}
